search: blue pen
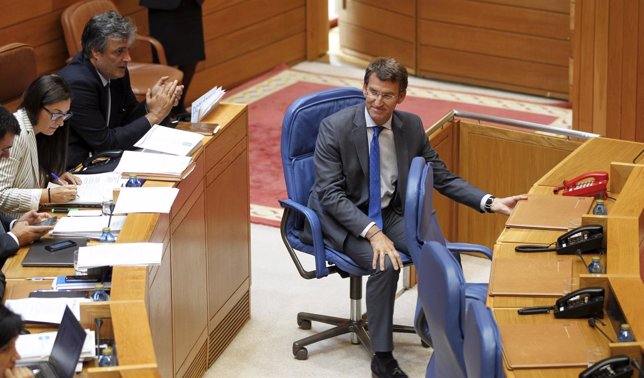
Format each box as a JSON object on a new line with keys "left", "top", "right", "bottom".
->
{"left": 50, "top": 172, "right": 64, "bottom": 185}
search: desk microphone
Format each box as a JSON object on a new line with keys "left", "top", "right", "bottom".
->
{"left": 588, "top": 317, "right": 614, "bottom": 343}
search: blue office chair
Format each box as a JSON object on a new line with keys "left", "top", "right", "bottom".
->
{"left": 279, "top": 87, "right": 416, "bottom": 360}
{"left": 463, "top": 300, "right": 505, "bottom": 378}
{"left": 418, "top": 240, "right": 480, "bottom": 378}
{"left": 404, "top": 157, "right": 492, "bottom": 348}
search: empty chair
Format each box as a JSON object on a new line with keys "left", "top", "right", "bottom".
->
{"left": 463, "top": 300, "right": 505, "bottom": 378}
{"left": 0, "top": 43, "right": 37, "bottom": 111}
{"left": 61, "top": 0, "right": 182, "bottom": 101}
{"left": 404, "top": 157, "right": 493, "bottom": 349}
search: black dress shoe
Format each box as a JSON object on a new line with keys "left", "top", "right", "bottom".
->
{"left": 371, "top": 355, "right": 408, "bottom": 378}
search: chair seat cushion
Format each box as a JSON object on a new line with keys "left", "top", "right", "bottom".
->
{"left": 128, "top": 63, "right": 183, "bottom": 97}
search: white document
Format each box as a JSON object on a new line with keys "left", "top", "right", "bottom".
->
{"left": 17, "top": 330, "right": 96, "bottom": 362}
{"left": 4, "top": 298, "right": 90, "bottom": 324}
{"left": 191, "top": 86, "right": 225, "bottom": 122}
{"left": 134, "top": 125, "right": 203, "bottom": 156}
{"left": 47, "top": 172, "right": 122, "bottom": 205}
{"left": 114, "top": 151, "right": 192, "bottom": 176}
{"left": 76, "top": 243, "right": 163, "bottom": 268}
{"left": 52, "top": 215, "right": 126, "bottom": 239}
{"left": 113, "top": 187, "right": 179, "bottom": 214}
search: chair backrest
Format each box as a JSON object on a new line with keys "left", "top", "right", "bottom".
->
{"left": 463, "top": 300, "right": 505, "bottom": 378}
{"left": 418, "top": 240, "right": 467, "bottom": 378}
{"left": 404, "top": 157, "right": 449, "bottom": 263}
{"left": 0, "top": 43, "right": 37, "bottom": 110}
{"left": 61, "top": 0, "right": 117, "bottom": 57}
{"left": 280, "top": 87, "right": 365, "bottom": 231}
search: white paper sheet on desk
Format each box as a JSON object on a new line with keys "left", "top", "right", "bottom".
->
{"left": 113, "top": 187, "right": 179, "bottom": 214}
{"left": 47, "top": 172, "right": 121, "bottom": 205}
{"left": 114, "top": 150, "right": 192, "bottom": 176}
{"left": 76, "top": 243, "right": 162, "bottom": 268}
{"left": 4, "top": 298, "right": 90, "bottom": 324}
{"left": 134, "top": 125, "right": 203, "bottom": 156}
{"left": 52, "top": 215, "right": 126, "bottom": 239}
{"left": 191, "top": 86, "right": 225, "bottom": 122}
{"left": 17, "top": 329, "right": 96, "bottom": 362}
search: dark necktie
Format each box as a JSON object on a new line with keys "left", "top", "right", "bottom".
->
{"left": 368, "top": 126, "right": 383, "bottom": 229}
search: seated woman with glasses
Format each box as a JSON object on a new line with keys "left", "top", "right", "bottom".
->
{"left": 0, "top": 74, "right": 80, "bottom": 218}
{"left": 0, "top": 305, "right": 34, "bottom": 378}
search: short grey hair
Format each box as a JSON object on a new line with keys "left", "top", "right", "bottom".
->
{"left": 81, "top": 11, "right": 136, "bottom": 59}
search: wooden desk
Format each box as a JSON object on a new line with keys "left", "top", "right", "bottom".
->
{"left": 488, "top": 137, "right": 644, "bottom": 376}
{"left": 1, "top": 103, "right": 250, "bottom": 378}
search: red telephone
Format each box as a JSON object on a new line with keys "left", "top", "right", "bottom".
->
{"left": 553, "top": 171, "right": 608, "bottom": 199}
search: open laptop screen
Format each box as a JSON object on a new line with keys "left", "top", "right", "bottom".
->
{"left": 49, "top": 306, "right": 86, "bottom": 377}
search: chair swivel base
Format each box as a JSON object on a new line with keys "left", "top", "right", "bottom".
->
{"left": 292, "top": 311, "right": 416, "bottom": 360}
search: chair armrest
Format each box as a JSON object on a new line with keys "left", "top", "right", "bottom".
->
{"left": 279, "top": 199, "right": 330, "bottom": 279}
{"left": 445, "top": 242, "right": 493, "bottom": 260}
{"left": 135, "top": 35, "right": 169, "bottom": 65}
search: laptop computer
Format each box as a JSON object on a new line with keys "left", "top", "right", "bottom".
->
{"left": 22, "top": 238, "right": 87, "bottom": 267}
{"left": 22, "top": 306, "right": 87, "bottom": 378}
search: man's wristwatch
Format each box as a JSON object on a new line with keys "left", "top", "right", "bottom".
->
{"left": 484, "top": 196, "right": 496, "bottom": 213}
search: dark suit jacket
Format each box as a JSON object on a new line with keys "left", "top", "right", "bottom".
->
{"left": 0, "top": 215, "right": 19, "bottom": 299}
{"left": 140, "top": 0, "right": 202, "bottom": 10}
{"left": 58, "top": 53, "right": 150, "bottom": 169}
{"left": 309, "top": 104, "right": 486, "bottom": 251}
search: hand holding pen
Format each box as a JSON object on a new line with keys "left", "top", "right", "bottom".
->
{"left": 51, "top": 172, "right": 82, "bottom": 185}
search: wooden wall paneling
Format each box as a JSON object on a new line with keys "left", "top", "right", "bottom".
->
{"left": 419, "top": 0, "right": 569, "bottom": 40}
{"left": 635, "top": 0, "right": 644, "bottom": 142}
{"left": 200, "top": 8, "right": 306, "bottom": 70}
{"left": 419, "top": 20, "right": 569, "bottom": 66}
{"left": 455, "top": 122, "right": 580, "bottom": 247}
{"left": 418, "top": 46, "right": 569, "bottom": 98}
{"left": 428, "top": 121, "right": 457, "bottom": 242}
{"left": 339, "top": 23, "right": 415, "bottom": 70}
{"left": 573, "top": 0, "right": 596, "bottom": 133}
{"left": 337, "top": 0, "right": 416, "bottom": 71}
{"left": 188, "top": 33, "right": 306, "bottom": 101}
{"left": 606, "top": 0, "right": 625, "bottom": 140}
{"left": 306, "top": 0, "right": 328, "bottom": 60}
{"left": 475, "top": 0, "right": 570, "bottom": 13}
{"left": 592, "top": 0, "right": 609, "bottom": 137}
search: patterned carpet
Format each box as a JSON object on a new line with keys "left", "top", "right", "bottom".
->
{"left": 224, "top": 62, "right": 572, "bottom": 226}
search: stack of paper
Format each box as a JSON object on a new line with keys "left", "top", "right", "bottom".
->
{"left": 76, "top": 243, "right": 163, "bottom": 268}
{"left": 51, "top": 215, "right": 126, "bottom": 239}
{"left": 17, "top": 330, "right": 96, "bottom": 362}
{"left": 47, "top": 172, "right": 122, "bottom": 206}
{"left": 114, "top": 150, "right": 194, "bottom": 181}
{"left": 191, "top": 85, "right": 225, "bottom": 122}
{"left": 113, "top": 187, "right": 179, "bottom": 214}
{"left": 134, "top": 125, "right": 203, "bottom": 156}
{"left": 4, "top": 298, "right": 90, "bottom": 324}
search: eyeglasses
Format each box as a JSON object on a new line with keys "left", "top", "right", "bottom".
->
{"left": 365, "top": 88, "right": 398, "bottom": 102}
{"left": 42, "top": 107, "right": 73, "bottom": 122}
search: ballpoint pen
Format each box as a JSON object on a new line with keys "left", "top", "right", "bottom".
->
{"left": 50, "top": 172, "right": 65, "bottom": 186}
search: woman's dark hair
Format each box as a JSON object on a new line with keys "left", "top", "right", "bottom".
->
{"left": 19, "top": 74, "right": 73, "bottom": 182}
{"left": 0, "top": 304, "right": 23, "bottom": 349}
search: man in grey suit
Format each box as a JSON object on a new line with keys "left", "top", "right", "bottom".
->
{"left": 308, "top": 58, "right": 525, "bottom": 377}
{"left": 0, "top": 106, "right": 53, "bottom": 299}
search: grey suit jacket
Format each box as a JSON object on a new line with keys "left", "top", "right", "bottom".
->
{"left": 308, "top": 104, "right": 486, "bottom": 251}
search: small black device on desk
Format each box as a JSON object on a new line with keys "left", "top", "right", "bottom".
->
{"left": 22, "top": 237, "right": 88, "bottom": 267}
{"left": 518, "top": 287, "right": 605, "bottom": 319}
{"left": 515, "top": 225, "right": 604, "bottom": 255}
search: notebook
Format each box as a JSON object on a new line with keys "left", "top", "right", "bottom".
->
{"left": 20, "top": 306, "right": 87, "bottom": 377}
{"left": 22, "top": 238, "right": 88, "bottom": 267}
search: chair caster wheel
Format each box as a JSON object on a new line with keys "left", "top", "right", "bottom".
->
{"left": 297, "top": 318, "right": 311, "bottom": 330}
{"left": 294, "top": 347, "right": 308, "bottom": 360}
